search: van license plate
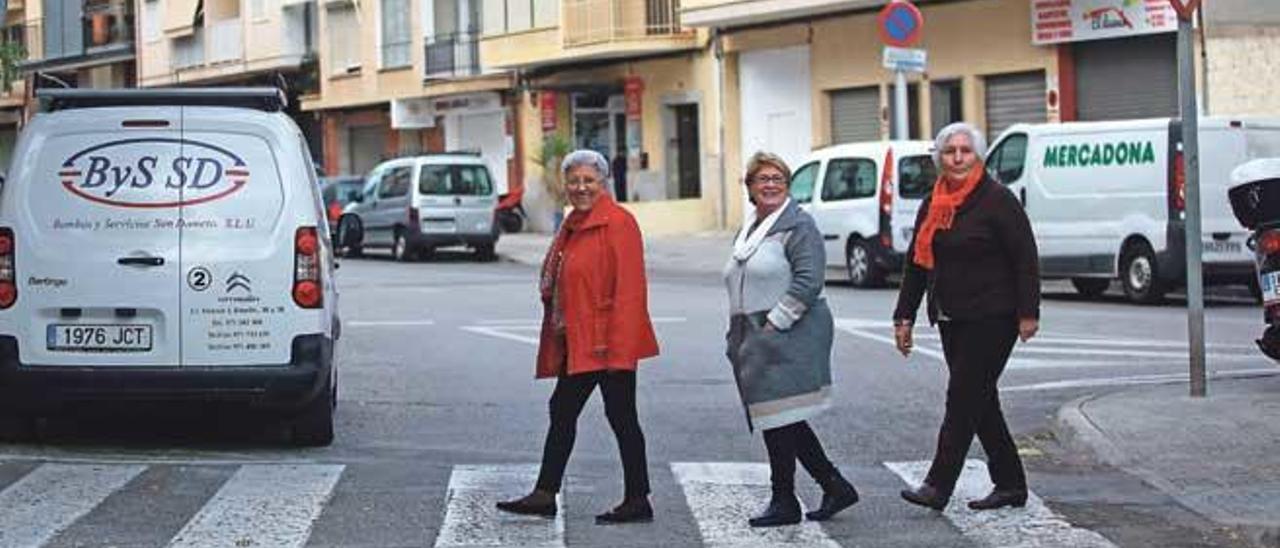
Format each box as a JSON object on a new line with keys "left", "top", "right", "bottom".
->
{"left": 1261, "top": 272, "right": 1280, "bottom": 305}
{"left": 1202, "top": 240, "right": 1243, "bottom": 254}
{"left": 47, "top": 324, "right": 153, "bottom": 352}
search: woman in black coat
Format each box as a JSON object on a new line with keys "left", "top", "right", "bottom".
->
{"left": 893, "top": 121, "right": 1041, "bottom": 512}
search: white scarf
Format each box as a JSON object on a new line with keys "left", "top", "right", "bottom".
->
{"left": 733, "top": 199, "right": 791, "bottom": 263}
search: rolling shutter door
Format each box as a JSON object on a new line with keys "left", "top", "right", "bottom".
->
{"left": 830, "top": 87, "right": 880, "bottom": 144}
{"left": 1075, "top": 33, "right": 1178, "bottom": 121}
{"left": 985, "top": 71, "right": 1046, "bottom": 141}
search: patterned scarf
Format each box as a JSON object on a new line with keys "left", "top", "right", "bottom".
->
{"left": 912, "top": 163, "right": 984, "bottom": 270}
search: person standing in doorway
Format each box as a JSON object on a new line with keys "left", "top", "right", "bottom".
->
{"left": 894, "top": 122, "right": 1041, "bottom": 512}
{"left": 723, "top": 151, "right": 859, "bottom": 528}
{"left": 497, "top": 149, "right": 660, "bottom": 524}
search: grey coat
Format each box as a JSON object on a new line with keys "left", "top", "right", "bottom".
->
{"left": 723, "top": 201, "right": 834, "bottom": 432}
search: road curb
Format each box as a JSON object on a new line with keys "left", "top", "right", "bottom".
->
{"left": 1052, "top": 393, "right": 1132, "bottom": 468}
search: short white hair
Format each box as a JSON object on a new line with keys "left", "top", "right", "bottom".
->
{"left": 932, "top": 122, "right": 987, "bottom": 168}
{"left": 561, "top": 149, "right": 610, "bottom": 180}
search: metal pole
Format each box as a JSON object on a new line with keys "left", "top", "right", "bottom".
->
{"left": 894, "top": 70, "right": 908, "bottom": 139}
{"left": 1179, "top": 15, "right": 1206, "bottom": 397}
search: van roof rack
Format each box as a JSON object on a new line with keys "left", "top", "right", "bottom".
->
{"left": 37, "top": 88, "right": 288, "bottom": 112}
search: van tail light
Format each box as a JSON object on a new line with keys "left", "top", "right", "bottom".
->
{"left": 1260, "top": 229, "right": 1280, "bottom": 257}
{"left": 292, "top": 227, "right": 322, "bottom": 309}
{"left": 1170, "top": 150, "right": 1186, "bottom": 212}
{"left": 0, "top": 227, "right": 14, "bottom": 309}
{"left": 408, "top": 206, "right": 421, "bottom": 231}
{"left": 879, "top": 148, "right": 895, "bottom": 248}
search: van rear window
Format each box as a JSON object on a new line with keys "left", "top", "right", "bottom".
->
{"left": 419, "top": 165, "right": 494, "bottom": 196}
{"left": 899, "top": 155, "right": 936, "bottom": 198}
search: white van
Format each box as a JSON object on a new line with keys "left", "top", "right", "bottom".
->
{"left": 792, "top": 141, "right": 937, "bottom": 287}
{"left": 986, "top": 117, "right": 1280, "bottom": 303}
{"left": 0, "top": 89, "right": 339, "bottom": 445}
{"left": 338, "top": 153, "right": 500, "bottom": 261}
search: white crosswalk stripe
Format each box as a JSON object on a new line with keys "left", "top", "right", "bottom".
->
{"left": 435, "top": 464, "right": 565, "bottom": 548}
{"left": 885, "top": 460, "right": 1118, "bottom": 548}
{"left": 0, "top": 463, "right": 145, "bottom": 548}
{"left": 671, "top": 462, "right": 840, "bottom": 548}
{"left": 166, "top": 464, "right": 345, "bottom": 548}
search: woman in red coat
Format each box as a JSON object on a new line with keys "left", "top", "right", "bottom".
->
{"left": 497, "top": 149, "right": 660, "bottom": 524}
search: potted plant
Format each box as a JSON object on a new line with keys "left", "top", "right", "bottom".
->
{"left": 532, "top": 132, "right": 573, "bottom": 230}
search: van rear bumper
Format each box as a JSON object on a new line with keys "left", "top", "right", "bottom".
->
{"left": 409, "top": 229, "right": 499, "bottom": 249}
{"left": 0, "top": 334, "right": 332, "bottom": 415}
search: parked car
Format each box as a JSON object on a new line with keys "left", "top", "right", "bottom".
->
{"left": 986, "top": 117, "right": 1280, "bottom": 303}
{"left": 320, "top": 175, "right": 365, "bottom": 243}
{"left": 792, "top": 140, "right": 937, "bottom": 287}
{"left": 0, "top": 88, "right": 339, "bottom": 445}
{"left": 337, "top": 153, "right": 500, "bottom": 261}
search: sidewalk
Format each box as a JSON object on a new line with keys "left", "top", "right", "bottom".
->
{"left": 1055, "top": 373, "right": 1280, "bottom": 548}
{"left": 497, "top": 230, "right": 736, "bottom": 275}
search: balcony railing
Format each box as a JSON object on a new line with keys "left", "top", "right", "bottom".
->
{"left": 424, "top": 30, "right": 480, "bottom": 80}
{"left": 563, "top": 0, "right": 685, "bottom": 47}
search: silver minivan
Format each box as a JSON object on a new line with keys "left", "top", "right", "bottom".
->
{"left": 337, "top": 153, "right": 500, "bottom": 261}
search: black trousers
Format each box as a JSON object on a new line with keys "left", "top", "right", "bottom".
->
{"left": 924, "top": 316, "right": 1026, "bottom": 495}
{"left": 535, "top": 371, "right": 650, "bottom": 499}
{"left": 763, "top": 421, "right": 838, "bottom": 494}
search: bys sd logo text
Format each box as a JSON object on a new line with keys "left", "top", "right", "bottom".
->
{"left": 58, "top": 138, "right": 250, "bottom": 208}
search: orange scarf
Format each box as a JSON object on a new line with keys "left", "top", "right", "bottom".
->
{"left": 913, "top": 163, "right": 984, "bottom": 270}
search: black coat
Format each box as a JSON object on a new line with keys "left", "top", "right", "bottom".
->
{"left": 893, "top": 174, "right": 1041, "bottom": 325}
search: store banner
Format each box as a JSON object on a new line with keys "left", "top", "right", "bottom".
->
{"left": 1032, "top": 0, "right": 1176, "bottom": 45}
{"left": 540, "top": 91, "right": 557, "bottom": 131}
{"left": 624, "top": 77, "right": 644, "bottom": 122}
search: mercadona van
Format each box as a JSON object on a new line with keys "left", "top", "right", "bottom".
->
{"left": 986, "top": 117, "right": 1280, "bottom": 303}
{"left": 0, "top": 88, "right": 339, "bottom": 445}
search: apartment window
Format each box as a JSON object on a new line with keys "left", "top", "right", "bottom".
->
{"left": 250, "top": 0, "right": 267, "bottom": 20}
{"left": 142, "top": 0, "right": 161, "bottom": 43}
{"left": 380, "top": 0, "right": 412, "bottom": 69}
{"left": 327, "top": 4, "right": 360, "bottom": 75}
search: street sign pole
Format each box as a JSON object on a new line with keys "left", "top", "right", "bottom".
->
{"left": 1177, "top": 11, "right": 1206, "bottom": 397}
{"left": 894, "top": 70, "right": 909, "bottom": 139}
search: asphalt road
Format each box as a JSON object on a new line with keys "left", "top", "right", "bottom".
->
{"left": 0, "top": 251, "right": 1271, "bottom": 548}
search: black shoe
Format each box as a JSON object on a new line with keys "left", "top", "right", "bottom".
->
{"left": 967, "top": 489, "right": 1028, "bottom": 510}
{"left": 805, "top": 472, "right": 860, "bottom": 521}
{"left": 495, "top": 490, "right": 558, "bottom": 517}
{"left": 748, "top": 491, "right": 802, "bottom": 528}
{"left": 595, "top": 497, "right": 654, "bottom": 524}
{"left": 900, "top": 484, "right": 948, "bottom": 511}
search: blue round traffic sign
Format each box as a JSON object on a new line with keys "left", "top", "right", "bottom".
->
{"left": 878, "top": 1, "right": 924, "bottom": 48}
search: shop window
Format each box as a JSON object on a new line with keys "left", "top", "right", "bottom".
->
{"left": 930, "top": 80, "right": 963, "bottom": 137}
{"left": 821, "top": 158, "right": 876, "bottom": 202}
{"left": 789, "top": 162, "right": 818, "bottom": 204}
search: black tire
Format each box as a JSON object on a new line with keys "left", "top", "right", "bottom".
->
{"left": 1071, "top": 277, "right": 1111, "bottom": 299}
{"left": 497, "top": 209, "right": 523, "bottom": 233}
{"left": 1120, "top": 242, "right": 1167, "bottom": 304}
{"left": 291, "top": 375, "right": 335, "bottom": 447}
{"left": 338, "top": 216, "right": 363, "bottom": 258}
{"left": 474, "top": 242, "right": 497, "bottom": 262}
{"left": 0, "top": 416, "right": 37, "bottom": 443}
{"left": 392, "top": 230, "right": 413, "bottom": 262}
{"left": 846, "top": 239, "right": 884, "bottom": 288}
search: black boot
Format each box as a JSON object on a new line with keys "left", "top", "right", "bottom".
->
{"left": 748, "top": 490, "right": 802, "bottom": 528}
{"left": 495, "top": 490, "right": 558, "bottom": 517}
{"left": 805, "top": 471, "right": 859, "bottom": 521}
{"left": 967, "top": 488, "right": 1027, "bottom": 510}
{"left": 900, "top": 484, "right": 948, "bottom": 511}
{"left": 595, "top": 496, "right": 654, "bottom": 524}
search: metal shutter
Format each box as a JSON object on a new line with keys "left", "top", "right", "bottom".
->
{"left": 1075, "top": 33, "right": 1178, "bottom": 121}
{"left": 985, "top": 71, "right": 1046, "bottom": 141}
{"left": 830, "top": 87, "right": 881, "bottom": 144}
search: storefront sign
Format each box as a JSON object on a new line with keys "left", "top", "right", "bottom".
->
{"left": 1032, "top": 0, "right": 1176, "bottom": 45}
{"left": 540, "top": 91, "right": 557, "bottom": 131}
{"left": 392, "top": 92, "right": 502, "bottom": 129}
{"left": 390, "top": 98, "right": 435, "bottom": 129}
{"left": 624, "top": 77, "right": 644, "bottom": 122}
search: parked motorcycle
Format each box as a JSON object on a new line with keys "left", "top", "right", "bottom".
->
{"left": 1228, "top": 159, "right": 1280, "bottom": 360}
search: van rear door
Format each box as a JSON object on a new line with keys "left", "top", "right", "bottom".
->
{"left": 1199, "top": 121, "right": 1280, "bottom": 264}
{"left": 417, "top": 163, "right": 497, "bottom": 236}
{"left": 893, "top": 153, "right": 936, "bottom": 254}
{"left": 176, "top": 116, "right": 291, "bottom": 367}
{"left": 19, "top": 111, "right": 184, "bottom": 367}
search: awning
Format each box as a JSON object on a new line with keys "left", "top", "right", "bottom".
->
{"left": 164, "top": 0, "right": 201, "bottom": 38}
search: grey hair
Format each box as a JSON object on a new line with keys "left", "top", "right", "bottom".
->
{"left": 561, "top": 149, "right": 610, "bottom": 180}
{"left": 932, "top": 122, "right": 987, "bottom": 168}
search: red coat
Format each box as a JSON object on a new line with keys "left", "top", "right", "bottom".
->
{"left": 536, "top": 196, "right": 659, "bottom": 378}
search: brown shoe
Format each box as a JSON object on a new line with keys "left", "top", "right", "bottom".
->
{"left": 495, "top": 490, "right": 558, "bottom": 517}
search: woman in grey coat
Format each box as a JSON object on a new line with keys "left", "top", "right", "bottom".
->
{"left": 723, "top": 151, "right": 859, "bottom": 528}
